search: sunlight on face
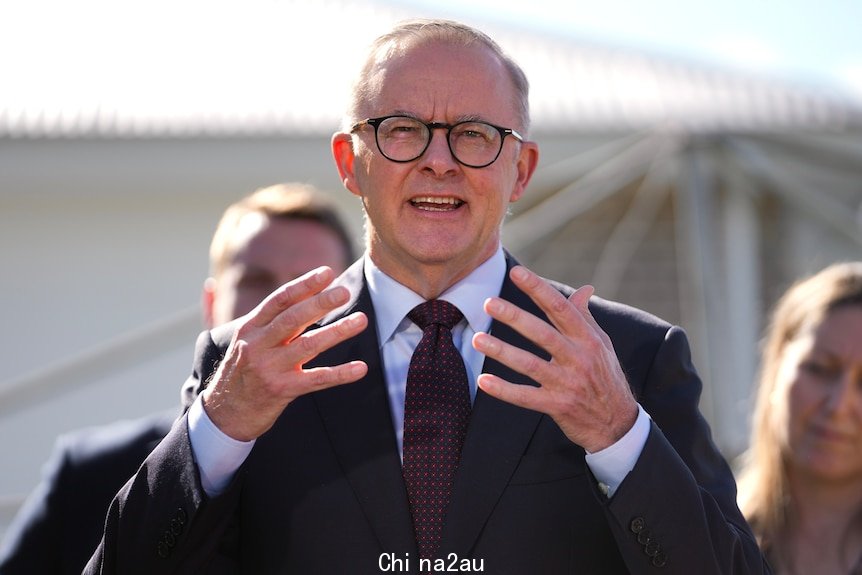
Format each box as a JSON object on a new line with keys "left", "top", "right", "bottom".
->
{"left": 776, "top": 306, "right": 862, "bottom": 483}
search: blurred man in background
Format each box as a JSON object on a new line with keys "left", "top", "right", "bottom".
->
{"left": 0, "top": 182, "right": 354, "bottom": 575}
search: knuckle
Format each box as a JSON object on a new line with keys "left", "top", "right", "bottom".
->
{"left": 335, "top": 317, "right": 354, "bottom": 336}
{"left": 536, "top": 328, "right": 558, "bottom": 352}
{"left": 296, "top": 333, "right": 318, "bottom": 356}
{"left": 272, "top": 285, "right": 295, "bottom": 307}
{"left": 503, "top": 303, "right": 520, "bottom": 322}
{"left": 550, "top": 294, "right": 569, "bottom": 314}
{"left": 524, "top": 353, "right": 545, "bottom": 375}
{"left": 583, "top": 336, "right": 603, "bottom": 355}
{"left": 278, "top": 306, "right": 301, "bottom": 329}
{"left": 308, "top": 367, "right": 333, "bottom": 390}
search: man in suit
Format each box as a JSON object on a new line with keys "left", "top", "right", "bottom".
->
{"left": 85, "top": 19, "right": 769, "bottom": 574}
{"left": 0, "top": 183, "right": 354, "bottom": 575}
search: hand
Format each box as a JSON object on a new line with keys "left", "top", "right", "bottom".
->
{"left": 472, "top": 265, "right": 637, "bottom": 453}
{"left": 202, "top": 267, "right": 368, "bottom": 441}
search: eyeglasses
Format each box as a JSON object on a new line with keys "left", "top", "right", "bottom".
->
{"left": 351, "top": 115, "right": 523, "bottom": 169}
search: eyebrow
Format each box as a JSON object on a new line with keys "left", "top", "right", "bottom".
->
{"left": 386, "top": 110, "right": 487, "bottom": 124}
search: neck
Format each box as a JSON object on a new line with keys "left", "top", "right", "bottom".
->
{"left": 788, "top": 471, "right": 862, "bottom": 529}
{"left": 780, "top": 472, "right": 862, "bottom": 575}
{"left": 368, "top": 245, "right": 500, "bottom": 300}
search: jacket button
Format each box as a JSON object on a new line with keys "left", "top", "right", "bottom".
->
{"left": 637, "top": 529, "right": 651, "bottom": 545}
{"left": 652, "top": 551, "right": 668, "bottom": 567}
{"left": 630, "top": 517, "right": 645, "bottom": 533}
{"left": 644, "top": 540, "right": 661, "bottom": 557}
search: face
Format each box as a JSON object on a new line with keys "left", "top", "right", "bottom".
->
{"left": 206, "top": 213, "right": 349, "bottom": 327}
{"left": 776, "top": 306, "right": 862, "bottom": 483}
{"left": 334, "top": 40, "right": 538, "bottom": 294}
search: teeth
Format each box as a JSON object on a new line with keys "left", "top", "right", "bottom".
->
{"left": 411, "top": 196, "right": 462, "bottom": 205}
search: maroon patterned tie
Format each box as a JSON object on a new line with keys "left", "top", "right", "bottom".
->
{"left": 402, "top": 300, "right": 472, "bottom": 562}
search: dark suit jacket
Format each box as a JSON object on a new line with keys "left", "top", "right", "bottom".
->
{"left": 0, "top": 410, "right": 176, "bottom": 575}
{"left": 86, "top": 257, "right": 769, "bottom": 574}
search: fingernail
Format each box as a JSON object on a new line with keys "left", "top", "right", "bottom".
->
{"left": 511, "top": 266, "right": 528, "bottom": 281}
{"left": 486, "top": 299, "right": 504, "bottom": 314}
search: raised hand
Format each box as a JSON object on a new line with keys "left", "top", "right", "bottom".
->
{"left": 473, "top": 265, "right": 638, "bottom": 453}
{"left": 202, "top": 266, "right": 368, "bottom": 441}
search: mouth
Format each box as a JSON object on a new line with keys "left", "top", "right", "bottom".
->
{"left": 811, "top": 424, "right": 856, "bottom": 444}
{"left": 409, "top": 196, "right": 465, "bottom": 212}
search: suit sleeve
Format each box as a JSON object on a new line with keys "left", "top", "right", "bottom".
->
{"left": 0, "top": 441, "right": 69, "bottom": 574}
{"left": 83, "top": 331, "right": 242, "bottom": 575}
{"left": 602, "top": 326, "right": 770, "bottom": 574}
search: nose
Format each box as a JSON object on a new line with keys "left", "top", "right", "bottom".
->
{"left": 419, "top": 127, "right": 459, "bottom": 175}
{"left": 824, "top": 370, "right": 862, "bottom": 416}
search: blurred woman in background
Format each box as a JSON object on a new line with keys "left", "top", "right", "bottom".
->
{"left": 737, "top": 262, "right": 862, "bottom": 575}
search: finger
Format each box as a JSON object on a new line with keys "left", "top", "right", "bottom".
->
{"left": 472, "top": 331, "right": 558, "bottom": 385}
{"left": 476, "top": 373, "right": 548, "bottom": 414}
{"left": 508, "top": 266, "right": 589, "bottom": 336}
{"left": 567, "top": 284, "right": 594, "bottom": 314}
{"left": 483, "top": 296, "right": 573, "bottom": 360}
{"left": 259, "top": 284, "right": 352, "bottom": 348}
{"left": 566, "top": 285, "right": 614, "bottom": 348}
{"left": 286, "top": 311, "right": 368, "bottom": 365}
{"left": 249, "top": 267, "right": 335, "bottom": 328}
{"left": 298, "top": 361, "right": 369, "bottom": 394}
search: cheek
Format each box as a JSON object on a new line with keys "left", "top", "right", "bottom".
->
{"left": 232, "top": 287, "right": 274, "bottom": 318}
{"left": 787, "top": 374, "right": 826, "bottom": 416}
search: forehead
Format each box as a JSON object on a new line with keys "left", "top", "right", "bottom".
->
{"left": 228, "top": 215, "right": 343, "bottom": 263}
{"left": 364, "top": 40, "right": 518, "bottom": 122}
{"left": 810, "top": 306, "right": 862, "bottom": 357}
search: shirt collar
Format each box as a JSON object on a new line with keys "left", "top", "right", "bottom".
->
{"left": 364, "top": 247, "right": 507, "bottom": 347}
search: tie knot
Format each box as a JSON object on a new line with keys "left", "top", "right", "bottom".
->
{"left": 408, "top": 300, "right": 464, "bottom": 331}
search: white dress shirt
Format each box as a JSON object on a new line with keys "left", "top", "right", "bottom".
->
{"left": 188, "top": 247, "right": 650, "bottom": 497}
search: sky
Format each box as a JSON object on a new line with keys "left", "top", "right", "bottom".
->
{"left": 2, "top": 0, "right": 861, "bottom": 130}
{"left": 402, "top": 0, "right": 862, "bottom": 98}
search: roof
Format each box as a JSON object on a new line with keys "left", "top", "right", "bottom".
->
{"left": 3, "top": 0, "right": 862, "bottom": 138}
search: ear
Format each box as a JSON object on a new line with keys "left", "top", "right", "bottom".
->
{"left": 332, "top": 132, "right": 362, "bottom": 198}
{"left": 202, "top": 277, "right": 217, "bottom": 329}
{"left": 509, "top": 140, "right": 539, "bottom": 203}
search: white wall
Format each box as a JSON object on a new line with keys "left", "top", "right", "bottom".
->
{"left": 0, "top": 136, "right": 367, "bottom": 535}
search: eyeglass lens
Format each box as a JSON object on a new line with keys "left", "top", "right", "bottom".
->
{"left": 375, "top": 116, "right": 503, "bottom": 167}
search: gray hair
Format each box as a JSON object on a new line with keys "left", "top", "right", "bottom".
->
{"left": 345, "top": 18, "right": 531, "bottom": 135}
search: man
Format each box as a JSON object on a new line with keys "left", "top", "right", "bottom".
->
{"left": 0, "top": 183, "right": 354, "bottom": 575}
{"left": 86, "top": 20, "right": 769, "bottom": 574}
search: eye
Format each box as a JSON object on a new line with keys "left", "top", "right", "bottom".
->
{"left": 381, "top": 117, "right": 423, "bottom": 138}
{"left": 453, "top": 122, "right": 495, "bottom": 142}
{"left": 236, "top": 271, "right": 276, "bottom": 292}
{"left": 800, "top": 359, "right": 840, "bottom": 380}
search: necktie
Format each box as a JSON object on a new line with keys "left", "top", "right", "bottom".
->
{"left": 402, "top": 300, "right": 472, "bottom": 562}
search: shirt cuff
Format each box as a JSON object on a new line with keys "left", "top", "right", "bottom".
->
{"left": 584, "top": 404, "right": 650, "bottom": 498}
{"left": 187, "top": 394, "right": 255, "bottom": 497}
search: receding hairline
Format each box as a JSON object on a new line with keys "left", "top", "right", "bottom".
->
{"left": 345, "top": 18, "right": 531, "bottom": 133}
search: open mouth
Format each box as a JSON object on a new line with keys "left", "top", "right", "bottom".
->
{"left": 409, "top": 196, "right": 465, "bottom": 211}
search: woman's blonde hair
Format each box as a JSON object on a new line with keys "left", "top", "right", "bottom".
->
{"left": 736, "top": 261, "right": 862, "bottom": 552}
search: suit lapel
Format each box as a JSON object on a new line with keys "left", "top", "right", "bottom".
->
{"left": 440, "top": 256, "right": 551, "bottom": 558}
{"left": 310, "top": 260, "right": 418, "bottom": 557}
{"left": 310, "top": 256, "right": 558, "bottom": 561}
